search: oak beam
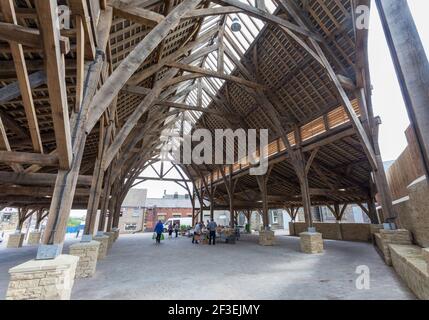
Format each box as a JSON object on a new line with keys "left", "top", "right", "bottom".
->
{"left": 109, "top": 4, "right": 164, "bottom": 26}
{"left": 35, "top": 0, "right": 72, "bottom": 169}
{"left": 164, "top": 62, "right": 266, "bottom": 90}
{"left": 0, "top": 171, "right": 92, "bottom": 186}
{"left": 85, "top": 0, "right": 203, "bottom": 133}
{"left": 0, "top": 151, "right": 58, "bottom": 166}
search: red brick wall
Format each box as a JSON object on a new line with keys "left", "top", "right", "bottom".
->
{"left": 145, "top": 207, "right": 192, "bottom": 231}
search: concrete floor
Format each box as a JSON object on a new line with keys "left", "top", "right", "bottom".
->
{"left": 0, "top": 232, "right": 415, "bottom": 300}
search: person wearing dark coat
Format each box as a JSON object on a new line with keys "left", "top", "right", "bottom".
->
{"left": 154, "top": 220, "right": 164, "bottom": 244}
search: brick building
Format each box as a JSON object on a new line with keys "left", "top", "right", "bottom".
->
{"left": 144, "top": 191, "right": 195, "bottom": 231}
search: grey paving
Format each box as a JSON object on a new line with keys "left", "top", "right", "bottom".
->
{"left": 0, "top": 233, "right": 415, "bottom": 300}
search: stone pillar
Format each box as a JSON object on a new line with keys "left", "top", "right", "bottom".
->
{"left": 93, "top": 235, "right": 109, "bottom": 260}
{"left": 259, "top": 230, "right": 275, "bottom": 246}
{"left": 104, "top": 231, "right": 115, "bottom": 249}
{"left": 5, "top": 255, "right": 79, "bottom": 300}
{"left": 370, "top": 224, "right": 384, "bottom": 235}
{"left": 375, "top": 229, "right": 412, "bottom": 265}
{"left": 300, "top": 232, "right": 323, "bottom": 254}
{"left": 7, "top": 233, "right": 25, "bottom": 248}
{"left": 423, "top": 248, "right": 429, "bottom": 274}
{"left": 27, "top": 231, "right": 42, "bottom": 245}
{"left": 68, "top": 241, "right": 100, "bottom": 279}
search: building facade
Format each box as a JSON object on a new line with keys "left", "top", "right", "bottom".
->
{"left": 144, "top": 191, "right": 194, "bottom": 231}
{"left": 118, "top": 189, "right": 147, "bottom": 233}
{"left": 0, "top": 208, "right": 19, "bottom": 232}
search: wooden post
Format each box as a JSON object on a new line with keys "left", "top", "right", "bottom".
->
{"left": 333, "top": 203, "right": 340, "bottom": 221}
{"left": 255, "top": 166, "right": 273, "bottom": 230}
{"left": 376, "top": 0, "right": 429, "bottom": 179}
{"left": 257, "top": 177, "right": 269, "bottom": 229}
{"left": 372, "top": 118, "right": 396, "bottom": 220}
{"left": 367, "top": 198, "right": 379, "bottom": 224}
{"left": 199, "top": 188, "right": 204, "bottom": 223}
{"left": 209, "top": 174, "right": 214, "bottom": 220}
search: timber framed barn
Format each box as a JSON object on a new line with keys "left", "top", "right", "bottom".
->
{"left": 1, "top": 0, "right": 428, "bottom": 301}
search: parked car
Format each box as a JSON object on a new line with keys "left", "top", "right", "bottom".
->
{"left": 163, "top": 217, "right": 192, "bottom": 232}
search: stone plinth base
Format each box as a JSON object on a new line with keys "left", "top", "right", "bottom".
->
{"left": 288, "top": 222, "right": 295, "bottom": 236}
{"left": 259, "top": 230, "right": 275, "bottom": 246}
{"left": 6, "top": 254, "right": 79, "bottom": 300}
{"left": 93, "top": 235, "right": 109, "bottom": 260}
{"left": 27, "top": 232, "right": 42, "bottom": 245}
{"left": 422, "top": 248, "right": 429, "bottom": 274}
{"left": 300, "top": 232, "right": 323, "bottom": 254}
{"left": 375, "top": 229, "right": 412, "bottom": 265}
{"left": 112, "top": 228, "right": 120, "bottom": 242}
{"left": 370, "top": 224, "right": 384, "bottom": 235}
{"left": 104, "top": 232, "right": 115, "bottom": 249}
{"left": 7, "top": 233, "right": 25, "bottom": 248}
{"left": 389, "top": 244, "right": 429, "bottom": 300}
{"left": 69, "top": 241, "right": 100, "bottom": 278}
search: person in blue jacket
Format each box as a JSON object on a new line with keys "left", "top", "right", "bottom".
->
{"left": 154, "top": 220, "right": 164, "bottom": 244}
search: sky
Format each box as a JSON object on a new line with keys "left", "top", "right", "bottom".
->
{"left": 72, "top": 1, "right": 429, "bottom": 214}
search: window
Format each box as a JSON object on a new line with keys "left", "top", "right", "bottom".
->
{"left": 271, "top": 211, "right": 279, "bottom": 224}
{"left": 132, "top": 208, "right": 140, "bottom": 217}
{"left": 124, "top": 223, "right": 137, "bottom": 231}
{"left": 1, "top": 213, "right": 11, "bottom": 222}
{"left": 173, "top": 213, "right": 181, "bottom": 218}
{"left": 157, "top": 213, "right": 166, "bottom": 222}
{"left": 187, "top": 213, "right": 192, "bottom": 217}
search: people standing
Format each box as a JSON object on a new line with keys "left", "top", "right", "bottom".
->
{"left": 174, "top": 223, "right": 179, "bottom": 238}
{"left": 207, "top": 219, "right": 217, "bottom": 245}
{"left": 154, "top": 220, "right": 164, "bottom": 244}
{"left": 192, "top": 222, "right": 201, "bottom": 244}
{"left": 168, "top": 223, "right": 173, "bottom": 239}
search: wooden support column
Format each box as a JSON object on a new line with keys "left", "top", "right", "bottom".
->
{"left": 245, "top": 209, "right": 251, "bottom": 231}
{"left": 376, "top": 0, "right": 429, "bottom": 179}
{"left": 40, "top": 51, "right": 105, "bottom": 253}
{"left": 256, "top": 176, "right": 269, "bottom": 229}
{"left": 255, "top": 165, "right": 273, "bottom": 230}
{"left": 295, "top": 148, "right": 314, "bottom": 229}
{"left": 209, "top": 173, "right": 215, "bottom": 220}
{"left": 16, "top": 208, "right": 35, "bottom": 232}
{"left": 84, "top": 98, "right": 116, "bottom": 236}
{"left": 35, "top": 0, "right": 72, "bottom": 169}
{"left": 100, "top": 175, "right": 116, "bottom": 232}
{"left": 38, "top": 4, "right": 112, "bottom": 254}
{"left": 220, "top": 165, "right": 237, "bottom": 228}
{"left": 199, "top": 189, "right": 204, "bottom": 223}
{"left": 367, "top": 198, "right": 379, "bottom": 224}
{"left": 372, "top": 118, "right": 396, "bottom": 220}
{"left": 35, "top": 209, "right": 48, "bottom": 230}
